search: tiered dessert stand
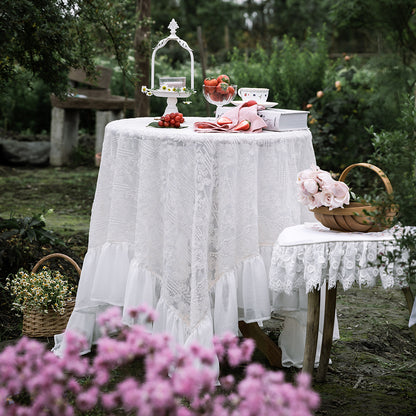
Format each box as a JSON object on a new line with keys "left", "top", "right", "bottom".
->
{"left": 142, "top": 19, "right": 195, "bottom": 114}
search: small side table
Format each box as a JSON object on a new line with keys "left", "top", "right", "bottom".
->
{"left": 269, "top": 222, "right": 413, "bottom": 381}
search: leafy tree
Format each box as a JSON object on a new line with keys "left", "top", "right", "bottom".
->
{"left": 0, "top": 0, "right": 152, "bottom": 114}
{"left": 0, "top": 0, "right": 96, "bottom": 97}
{"left": 329, "top": 0, "right": 416, "bottom": 64}
{"left": 239, "top": 0, "right": 332, "bottom": 48}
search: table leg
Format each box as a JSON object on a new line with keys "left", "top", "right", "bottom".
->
{"left": 238, "top": 321, "right": 282, "bottom": 368}
{"left": 302, "top": 288, "right": 321, "bottom": 375}
{"left": 316, "top": 282, "right": 337, "bottom": 382}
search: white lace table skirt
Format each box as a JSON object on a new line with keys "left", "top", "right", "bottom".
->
{"left": 270, "top": 223, "right": 408, "bottom": 295}
{"left": 269, "top": 223, "right": 413, "bottom": 367}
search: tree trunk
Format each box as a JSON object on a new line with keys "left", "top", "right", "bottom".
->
{"left": 134, "top": 0, "right": 151, "bottom": 117}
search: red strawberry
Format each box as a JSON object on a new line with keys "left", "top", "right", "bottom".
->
{"left": 217, "top": 116, "right": 233, "bottom": 126}
{"left": 216, "top": 82, "right": 229, "bottom": 95}
{"left": 217, "top": 74, "right": 230, "bottom": 84}
{"left": 234, "top": 120, "right": 251, "bottom": 131}
{"left": 204, "top": 78, "right": 218, "bottom": 86}
{"left": 241, "top": 100, "right": 257, "bottom": 108}
{"left": 226, "top": 85, "right": 235, "bottom": 96}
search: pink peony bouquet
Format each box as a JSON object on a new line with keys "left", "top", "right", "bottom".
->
{"left": 297, "top": 165, "right": 350, "bottom": 210}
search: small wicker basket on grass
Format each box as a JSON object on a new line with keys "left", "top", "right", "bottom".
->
{"left": 21, "top": 253, "right": 80, "bottom": 338}
{"left": 311, "top": 163, "right": 397, "bottom": 232}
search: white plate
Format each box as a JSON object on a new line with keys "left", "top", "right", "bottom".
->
{"left": 231, "top": 101, "right": 278, "bottom": 108}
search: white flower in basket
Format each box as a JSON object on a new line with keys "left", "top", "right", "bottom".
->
{"left": 297, "top": 163, "right": 397, "bottom": 233}
{"left": 297, "top": 165, "right": 350, "bottom": 210}
{"left": 6, "top": 266, "right": 75, "bottom": 315}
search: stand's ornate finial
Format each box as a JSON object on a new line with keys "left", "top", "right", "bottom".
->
{"left": 168, "top": 19, "right": 179, "bottom": 36}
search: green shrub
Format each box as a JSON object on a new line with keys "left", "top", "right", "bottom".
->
{"left": 225, "top": 31, "right": 329, "bottom": 109}
{"left": 0, "top": 69, "right": 51, "bottom": 134}
{"left": 308, "top": 55, "right": 412, "bottom": 172}
{"left": 0, "top": 211, "right": 63, "bottom": 278}
{"left": 369, "top": 95, "right": 416, "bottom": 226}
{"left": 368, "top": 96, "right": 416, "bottom": 286}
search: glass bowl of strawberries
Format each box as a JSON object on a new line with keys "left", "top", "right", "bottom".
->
{"left": 202, "top": 74, "right": 237, "bottom": 116}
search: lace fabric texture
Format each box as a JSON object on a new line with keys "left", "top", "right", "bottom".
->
{"left": 270, "top": 223, "right": 409, "bottom": 295}
{"left": 54, "top": 117, "right": 316, "bottom": 355}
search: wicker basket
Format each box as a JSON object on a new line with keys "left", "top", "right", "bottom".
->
{"left": 311, "top": 163, "right": 397, "bottom": 232}
{"left": 22, "top": 253, "right": 80, "bottom": 338}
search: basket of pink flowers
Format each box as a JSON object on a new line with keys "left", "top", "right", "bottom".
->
{"left": 297, "top": 162, "right": 397, "bottom": 232}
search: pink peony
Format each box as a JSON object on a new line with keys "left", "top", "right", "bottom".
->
{"left": 321, "top": 190, "right": 335, "bottom": 208}
{"left": 327, "top": 181, "right": 350, "bottom": 209}
{"left": 309, "top": 193, "right": 324, "bottom": 209}
{"left": 297, "top": 165, "right": 319, "bottom": 183}
{"left": 316, "top": 170, "right": 334, "bottom": 188}
{"left": 303, "top": 178, "right": 319, "bottom": 195}
{"left": 297, "top": 165, "right": 350, "bottom": 210}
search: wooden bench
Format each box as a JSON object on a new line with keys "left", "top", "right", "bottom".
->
{"left": 50, "top": 66, "right": 134, "bottom": 166}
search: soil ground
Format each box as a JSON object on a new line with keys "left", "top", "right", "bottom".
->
{"left": 1, "top": 165, "right": 416, "bottom": 415}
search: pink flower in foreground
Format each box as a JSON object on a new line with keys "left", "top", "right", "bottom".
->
{"left": 173, "top": 366, "right": 202, "bottom": 398}
{"left": 97, "top": 306, "right": 123, "bottom": 333}
{"left": 227, "top": 346, "right": 243, "bottom": 367}
{"left": 220, "top": 374, "right": 235, "bottom": 391}
{"left": 128, "top": 304, "right": 158, "bottom": 322}
{"left": 147, "top": 380, "right": 174, "bottom": 410}
{"left": 76, "top": 386, "right": 99, "bottom": 411}
{"left": 101, "top": 392, "right": 118, "bottom": 410}
{"left": 0, "top": 304, "right": 320, "bottom": 416}
{"left": 240, "top": 338, "right": 255, "bottom": 362}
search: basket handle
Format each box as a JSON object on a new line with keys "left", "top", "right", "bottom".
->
{"left": 31, "top": 253, "right": 81, "bottom": 276}
{"left": 338, "top": 162, "right": 393, "bottom": 195}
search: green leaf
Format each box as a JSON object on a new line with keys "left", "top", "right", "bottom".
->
{"left": 147, "top": 122, "right": 188, "bottom": 129}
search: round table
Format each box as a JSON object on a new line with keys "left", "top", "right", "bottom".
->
{"left": 53, "top": 117, "right": 316, "bottom": 363}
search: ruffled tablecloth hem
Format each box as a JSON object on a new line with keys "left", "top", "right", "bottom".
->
{"left": 53, "top": 242, "right": 336, "bottom": 369}
{"left": 53, "top": 243, "right": 273, "bottom": 357}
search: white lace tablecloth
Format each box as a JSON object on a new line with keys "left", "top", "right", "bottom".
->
{"left": 53, "top": 117, "right": 316, "bottom": 359}
{"left": 269, "top": 222, "right": 408, "bottom": 295}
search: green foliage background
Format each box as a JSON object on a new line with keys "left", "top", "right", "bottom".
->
{"left": 1, "top": 0, "right": 416, "bottom": 180}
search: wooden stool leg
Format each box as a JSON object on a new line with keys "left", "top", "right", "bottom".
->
{"left": 317, "top": 282, "right": 337, "bottom": 382}
{"left": 402, "top": 286, "right": 416, "bottom": 341}
{"left": 302, "top": 288, "right": 321, "bottom": 375}
{"left": 238, "top": 321, "right": 283, "bottom": 368}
